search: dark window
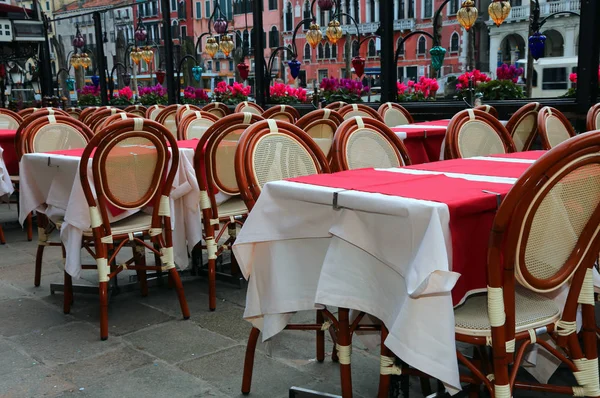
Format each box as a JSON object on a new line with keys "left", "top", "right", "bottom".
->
{"left": 215, "top": 61, "right": 220, "bottom": 71}
{"left": 171, "top": 0, "right": 177, "bottom": 11}
{"left": 513, "top": 0, "right": 522, "bottom": 5}
{"left": 369, "top": 0, "right": 375, "bottom": 22}
{"left": 450, "top": 33, "right": 459, "bottom": 52}
{"left": 269, "top": 26, "right": 279, "bottom": 48}
{"left": 449, "top": 0, "right": 459, "bottom": 14}
{"left": 368, "top": 40, "right": 376, "bottom": 57}
{"left": 320, "top": 8, "right": 326, "bottom": 26}
{"left": 303, "top": 43, "right": 311, "bottom": 60}
{"left": 325, "top": 43, "right": 331, "bottom": 58}
{"left": 406, "top": 66, "right": 417, "bottom": 81}
{"left": 398, "top": 0, "right": 404, "bottom": 19}
{"left": 236, "top": 30, "right": 242, "bottom": 48}
{"left": 542, "top": 67, "right": 567, "bottom": 90}
{"left": 205, "top": 0, "right": 211, "bottom": 17}
{"left": 250, "top": 28, "right": 254, "bottom": 49}
{"left": 172, "top": 22, "right": 179, "bottom": 39}
{"left": 417, "top": 36, "right": 426, "bottom": 54}
{"left": 285, "top": 2, "right": 293, "bottom": 31}
{"left": 303, "top": 0, "right": 311, "bottom": 29}
{"left": 397, "top": 38, "right": 405, "bottom": 55}
{"left": 244, "top": 29, "right": 250, "bottom": 49}
{"left": 351, "top": 40, "right": 358, "bottom": 57}
{"left": 178, "top": 1, "right": 186, "bottom": 18}
{"left": 332, "top": 43, "right": 337, "bottom": 58}
{"left": 408, "top": 0, "right": 414, "bottom": 18}
{"left": 268, "top": 0, "right": 277, "bottom": 10}
{"left": 423, "top": 0, "right": 432, "bottom": 18}
{"left": 345, "top": 0, "right": 350, "bottom": 23}
{"left": 196, "top": 1, "right": 202, "bottom": 18}
{"left": 263, "top": 30, "right": 267, "bottom": 49}
{"left": 181, "top": 26, "right": 187, "bottom": 39}
{"left": 229, "top": 60, "right": 234, "bottom": 70}
{"left": 318, "top": 43, "right": 324, "bottom": 59}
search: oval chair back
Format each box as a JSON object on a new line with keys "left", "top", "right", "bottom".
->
{"left": 586, "top": 103, "right": 600, "bottom": 131}
{"left": 377, "top": 102, "right": 414, "bottom": 127}
{"left": 474, "top": 105, "right": 499, "bottom": 119}
{"left": 338, "top": 104, "right": 384, "bottom": 122}
{"left": 331, "top": 116, "right": 411, "bottom": 171}
{"left": 178, "top": 111, "right": 219, "bottom": 140}
{"left": 303, "top": 119, "right": 338, "bottom": 159}
{"left": 155, "top": 105, "right": 179, "bottom": 140}
{"left": 537, "top": 106, "right": 576, "bottom": 150}
{"left": 235, "top": 119, "right": 330, "bottom": 210}
{"left": 145, "top": 104, "right": 166, "bottom": 121}
{"left": 87, "top": 108, "right": 125, "bottom": 133}
{"left": 261, "top": 105, "right": 301, "bottom": 122}
{"left": 15, "top": 108, "right": 69, "bottom": 159}
{"left": 23, "top": 115, "right": 93, "bottom": 155}
{"left": 79, "top": 107, "right": 100, "bottom": 124}
{"left": 202, "top": 102, "right": 232, "bottom": 118}
{"left": 297, "top": 109, "right": 344, "bottom": 129}
{"left": 123, "top": 105, "right": 148, "bottom": 117}
{"left": 444, "top": 109, "right": 516, "bottom": 160}
{"left": 96, "top": 112, "right": 140, "bottom": 132}
{"left": 175, "top": 104, "right": 203, "bottom": 127}
{"left": 324, "top": 101, "right": 347, "bottom": 110}
{"left": 234, "top": 101, "right": 264, "bottom": 115}
{"left": 505, "top": 102, "right": 540, "bottom": 152}
{"left": 66, "top": 107, "right": 82, "bottom": 120}
{"left": 0, "top": 109, "right": 23, "bottom": 130}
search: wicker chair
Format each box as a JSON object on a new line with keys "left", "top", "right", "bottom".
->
{"left": 586, "top": 103, "right": 600, "bottom": 131}
{"left": 79, "top": 107, "right": 100, "bottom": 124}
{"left": 296, "top": 109, "right": 344, "bottom": 129}
{"left": 377, "top": 102, "right": 414, "bottom": 127}
{"left": 444, "top": 109, "right": 516, "bottom": 160}
{"left": 331, "top": 116, "right": 411, "bottom": 171}
{"left": 452, "top": 131, "right": 600, "bottom": 397}
{"left": 15, "top": 108, "right": 69, "bottom": 160}
{"left": 194, "top": 112, "right": 264, "bottom": 310}
{"left": 155, "top": 105, "right": 179, "bottom": 139}
{"left": 123, "top": 105, "right": 147, "bottom": 117}
{"left": 87, "top": 108, "right": 125, "bottom": 133}
{"left": 145, "top": 104, "right": 166, "bottom": 121}
{"left": 234, "top": 101, "right": 263, "bottom": 115}
{"left": 474, "top": 104, "right": 499, "bottom": 119}
{"left": 202, "top": 102, "right": 232, "bottom": 118}
{"left": 23, "top": 115, "right": 94, "bottom": 287}
{"left": 302, "top": 119, "right": 338, "bottom": 159}
{"left": 338, "top": 103, "right": 384, "bottom": 122}
{"left": 178, "top": 110, "right": 219, "bottom": 140}
{"left": 96, "top": 112, "right": 140, "bottom": 132}
{"left": 18, "top": 107, "right": 63, "bottom": 118}
{"left": 235, "top": 119, "right": 336, "bottom": 395}
{"left": 0, "top": 109, "right": 22, "bottom": 130}
{"left": 324, "top": 101, "right": 347, "bottom": 110}
{"left": 66, "top": 107, "right": 82, "bottom": 120}
{"left": 505, "top": 102, "right": 540, "bottom": 152}
{"left": 537, "top": 106, "right": 576, "bottom": 150}
{"left": 71, "top": 118, "right": 190, "bottom": 339}
{"left": 175, "top": 104, "right": 203, "bottom": 127}
{"left": 261, "top": 104, "right": 301, "bottom": 122}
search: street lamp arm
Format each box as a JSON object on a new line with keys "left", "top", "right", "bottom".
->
{"left": 538, "top": 11, "right": 580, "bottom": 30}
{"left": 176, "top": 55, "right": 199, "bottom": 104}
{"left": 291, "top": 18, "right": 315, "bottom": 56}
{"left": 395, "top": 30, "right": 433, "bottom": 65}
{"left": 432, "top": 0, "right": 453, "bottom": 47}
{"left": 109, "top": 62, "right": 129, "bottom": 101}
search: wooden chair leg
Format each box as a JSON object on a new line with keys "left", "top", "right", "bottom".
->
{"left": 168, "top": 268, "right": 190, "bottom": 319}
{"left": 316, "top": 310, "right": 325, "bottom": 362}
{"left": 0, "top": 224, "right": 5, "bottom": 244}
{"left": 34, "top": 244, "right": 44, "bottom": 287}
{"left": 338, "top": 307, "right": 353, "bottom": 398}
{"left": 133, "top": 246, "right": 148, "bottom": 297}
{"left": 63, "top": 271, "right": 73, "bottom": 314}
{"left": 241, "top": 327, "right": 261, "bottom": 395}
{"left": 208, "top": 257, "right": 216, "bottom": 311}
{"left": 99, "top": 281, "right": 109, "bottom": 340}
{"left": 378, "top": 326, "right": 393, "bottom": 398}
{"left": 26, "top": 213, "right": 32, "bottom": 241}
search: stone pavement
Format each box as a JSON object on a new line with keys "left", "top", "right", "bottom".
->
{"left": 0, "top": 206, "right": 585, "bottom": 398}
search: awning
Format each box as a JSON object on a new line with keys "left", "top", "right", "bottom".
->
{"left": 364, "top": 68, "right": 381, "bottom": 76}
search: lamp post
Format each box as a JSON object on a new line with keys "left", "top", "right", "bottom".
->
{"left": 108, "top": 62, "right": 131, "bottom": 101}
{"left": 175, "top": 55, "right": 201, "bottom": 104}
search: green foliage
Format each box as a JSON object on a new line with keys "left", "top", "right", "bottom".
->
{"left": 77, "top": 94, "right": 101, "bottom": 106}
{"left": 139, "top": 93, "right": 168, "bottom": 105}
{"left": 475, "top": 80, "right": 525, "bottom": 100}
{"left": 109, "top": 96, "right": 133, "bottom": 106}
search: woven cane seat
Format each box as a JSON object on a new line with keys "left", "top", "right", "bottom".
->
{"left": 454, "top": 286, "right": 561, "bottom": 337}
{"left": 458, "top": 120, "right": 506, "bottom": 158}
{"left": 346, "top": 128, "right": 402, "bottom": 169}
{"left": 545, "top": 115, "right": 571, "bottom": 148}
{"left": 82, "top": 212, "right": 152, "bottom": 238}
{"left": 378, "top": 103, "right": 414, "bottom": 127}
{"left": 217, "top": 197, "right": 248, "bottom": 218}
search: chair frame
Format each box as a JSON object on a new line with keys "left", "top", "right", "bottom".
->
{"left": 66, "top": 107, "right": 82, "bottom": 119}
{"left": 377, "top": 102, "right": 414, "bottom": 126}
{"left": 202, "top": 102, "right": 232, "bottom": 118}
{"left": 474, "top": 104, "right": 499, "bottom": 119}
{"left": 96, "top": 112, "right": 140, "bottom": 132}
{"left": 444, "top": 109, "right": 516, "bottom": 160}
{"left": 586, "top": 103, "right": 600, "bottom": 131}
{"left": 145, "top": 104, "right": 166, "bottom": 120}
{"left": 194, "top": 112, "right": 264, "bottom": 310}
{"left": 87, "top": 108, "right": 125, "bottom": 133}
{"left": 234, "top": 101, "right": 264, "bottom": 115}
{"left": 537, "top": 107, "right": 576, "bottom": 150}
{"left": 123, "top": 105, "right": 147, "bottom": 117}
{"left": 338, "top": 103, "right": 384, "bottom": 121}
{"left": 331, "top": 116, "right": 412, "bottom": 171}
{"left": 302, "top": 118, "right": 339, "bottom": 160}
{"left": 261, "top": 104, "right": 301, "bottom": 122}
{"left": 79, "top": 107, "right": 100, "bottom": 124}
{"left": 23, "top": 115, "right": 94, "bottom": 156}
{"left": 505, "top": 102, "right": 540, "bottom": 152}
{"left": 324, "top": 101, "right": 348, "bottom": 110}
{"left": 178, "top": 110, "right": 219, "bottom": 140}
{"left": 0, "top": 109, "right": 23, "bottom": 130}
{"left": 15, "top": 108, "right": 69, "bottom": 160}
{"left": 296, "top": 109, "right": 344, "bottom": 129}
{"left": 175, "top": 104, "right": 203, "bottom": 127}
{"left": 74, "top": 118, "right": 190, "bottom": 339}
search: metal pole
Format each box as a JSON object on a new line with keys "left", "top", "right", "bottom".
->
{"left": 40, "top": 15, "right": 54, "bottom": 98}
{"left": 160, "top": 0, "right": 176, "bottom": 103}
{"left": 380, "top": 0, "right": 396, "bottom": 103}
{"left": 252, "top": 0, "right": 266, "bottom": 107}
{"left": 525, "top": 0, "right": 538, "bottom": 98}
{"left": 93, "top": 12, "right": 109, "bottom": 105}
{"left": 576, "top": 0, "right": 600, "bottom": 115}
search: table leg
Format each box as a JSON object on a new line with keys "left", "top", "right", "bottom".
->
{"left": 337, "top": 307, "right": 353, "bottom": 398}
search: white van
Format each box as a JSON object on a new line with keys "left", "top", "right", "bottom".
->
{"left": 516, "top": 56, "right": 577, "bottom": 98}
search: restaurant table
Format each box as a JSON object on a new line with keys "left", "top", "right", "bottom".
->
{"left": 233, "top": 150, "right": 558, "bottom": 392}
{"left": 18, "top": 140, "right": 211, "bottom": 279}
{"left": 391, "top": 120, "right": 449, "bottom": 164}
{"left": 0, "top": 129, "right": 18, "bottom": 176}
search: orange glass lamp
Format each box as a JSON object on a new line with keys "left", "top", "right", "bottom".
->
{"left": 306, "top": 23, "right": 323, "bottom": 49}
{"left": 488, "top": 0, "right": 511, "bottom": 27}
{"left": 219, "top": 35, "right": 235, "bottom": 57}
{"left": 205, "top": 37, "right": 219, "bottom": 58}
{"left": 457, "top": 0, "right": 478, "bottom": 31}
{"left": 326, "top": 20, "right": 343, "bottom": 44}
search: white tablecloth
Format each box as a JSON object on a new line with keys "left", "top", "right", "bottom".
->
{"left": 0, "top": 147, "right": 14, "bottom": 198}
{"left": 19, "top": 147, "right": 203, "bottom": 279}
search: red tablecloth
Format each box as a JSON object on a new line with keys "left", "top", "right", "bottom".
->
{"left": 391, "top": 120, "right": 449, "bottom": 164}
{"left": 289, "top": 151, "right": 547, "bottom": 305}
{"left": 0, "top": 129, "right": 18, "bottom": 176}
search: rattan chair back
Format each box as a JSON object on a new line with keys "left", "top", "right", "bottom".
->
{"left": 505, "top": 102, "right": 540, "bottom": 152}
{"left": 377, "top": 102, "right": 414, "bottom": 127}
{"left": 79, "top": 107, "right": 100, "bottom": 124}
{"left": 235, "top": 119, "right": 330, "bottom": 210}
{"left": 87, "top": 108, "right": 125, "bottom": 133}
{"left": 331, "top": 116, "right": 411, "bottom": 171}
{"left": 155, "top": 105, "right": 180, "bottom": 139}
{"left": 261, "top": 105, "right": 301, "bottom": 122}
{"left": 24, "top": 115, "right": 93, "bottom": 154}
{"left": 178, "top": 110, "right": 219, "bottom": 140}
{"left": 202, "top": 102, "right": 231, "bottom": 118}
{"left": 66, "top": 107, "right": 82, "bottom": 119}
{"left": 537, "top": 107, "right": 576, "bottom": 150}
{"left": 444, "top": 109, "right": 516, "bottom": 160}
{"left": 96, "top": 112, "right": 140, "bottom": 132}
{"left": 175, "top": 104, "right": 203, "bottom": 127}
{"left": 302, "top": 119, "right": 338, "bottom": 158}
{"left": 474, "top": 105, "right": 499, "bottom": 119}
{"left": 123, "top": 105, "right": 147, "bottom": 117}
{"left": 15, "top": 108, "right": 69, "bottom": 159}
{"left": 324, "top": 101, "right": 347, "bottom": 110}
{"left": 0, "top": 109, "right": 22, "bottom": 130}
{"left": 296, "top": 109, "right": 344, "bottom": 129}
{"left": 145, "top": 104, "right": 165, "bottom": 121}
{"left": 586, "top": 103, "right": 600, "bottom": 131}
{"left": 234, "top": 101, "right": 264, "bottom": 115}
{"left": 338, "top": 104, "right": 384, "bottom": 122}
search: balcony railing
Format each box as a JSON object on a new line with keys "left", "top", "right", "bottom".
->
{"left": 341, "top": 18, "right": 414, "bottom": 34}
{"left": 490, "top": 0, "right": 580, "bottom": 24}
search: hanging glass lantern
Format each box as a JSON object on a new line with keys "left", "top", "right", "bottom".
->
{"left": 237, "top": 62, "right": 249, "bottom": 80}
{"left": 155, "top": 69, "right": 166, "bottom": 84}
{"left": 205, "top": 37, "right": 219, "bottom": 58}
{"left": 429, "top": 46, "right": 447, "bottom": 71}
{"left": 457, "top": 0, "right": 478, "bottom": 31}
{"left": 70, "top": 53, "right": 82, "bottom": 68}
{"left": 306, "top": 23, "right": 323, "bottom": 49}
{"left": 351, "top": 56, "right": 365, "bottom": 78}
{"left": 134, "top": 25, "right": 148, "bottom": 42}
{"left": 141, "top": 46, "right": 154, "bottom": 64}
{"left": 288, "top": 59, "right": 301, "bottom": 79}
{"left": 219, "top": 35, "right": 235, "bottom": 57}
{"left": 66, "top": 77, "right": 75, "bottom": 91}
{"left": 213, "top": 17, "right": 228, "bottom": 34}
{"left": 122, "top": 72, "right": 131, "bottom": 86}
{"left": 192, "top": 65, "right": 203, "bottom": 81}
{"left": 91, "top": 75, "right": 100, "bottom": 87}
{"left": 72, "top": 27, "right": 85, "bottom": 49}
{"left": 130, "top": 48, "right": 142, "bottom": 65}
{"left": 488, "top": 0, "right": 511, "bottom": 27}
{"left": 326, "top": 20, "right": 343, "bottom": 44}
{"left": 528, "top": 32, "right": 546, "bottom": 60}
{"left": 317, "top": 0, "right": 334, "bottom": 11}
{"left": 80, "top": 53, "right": 92, "bottom": 69}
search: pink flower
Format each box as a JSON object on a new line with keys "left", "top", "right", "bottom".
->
{"left": 569, "top": 73, "right": 577, "bottom": 84}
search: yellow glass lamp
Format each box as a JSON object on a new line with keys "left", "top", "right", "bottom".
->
{"left": 70, "top": 53, "right": 82, "bottom": 68}
{"left": 457, "top": 0, "right": 478, "bottom": 31}
{"left": 488, "top": 0, "right": 511, "bottom": 27}
{"left": 326, "top": 20, "right": 343, "bottom": 44}
{"left": 141, "top": 46, "right": 154, "bottom": 64}
{"left": 306, "top": 23, "right": 323, "bottom": 49}
{"left": 205, "top": 36, "right": 219, "bottom": 58}
{"left": 80, "top": 53, "right": 92, "bottom": 69}
{"left": 130, "top": 48, "right": 143, "bottom": 65}
{"left": 219, "top": 35, "right": 235, "bottom": 57}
